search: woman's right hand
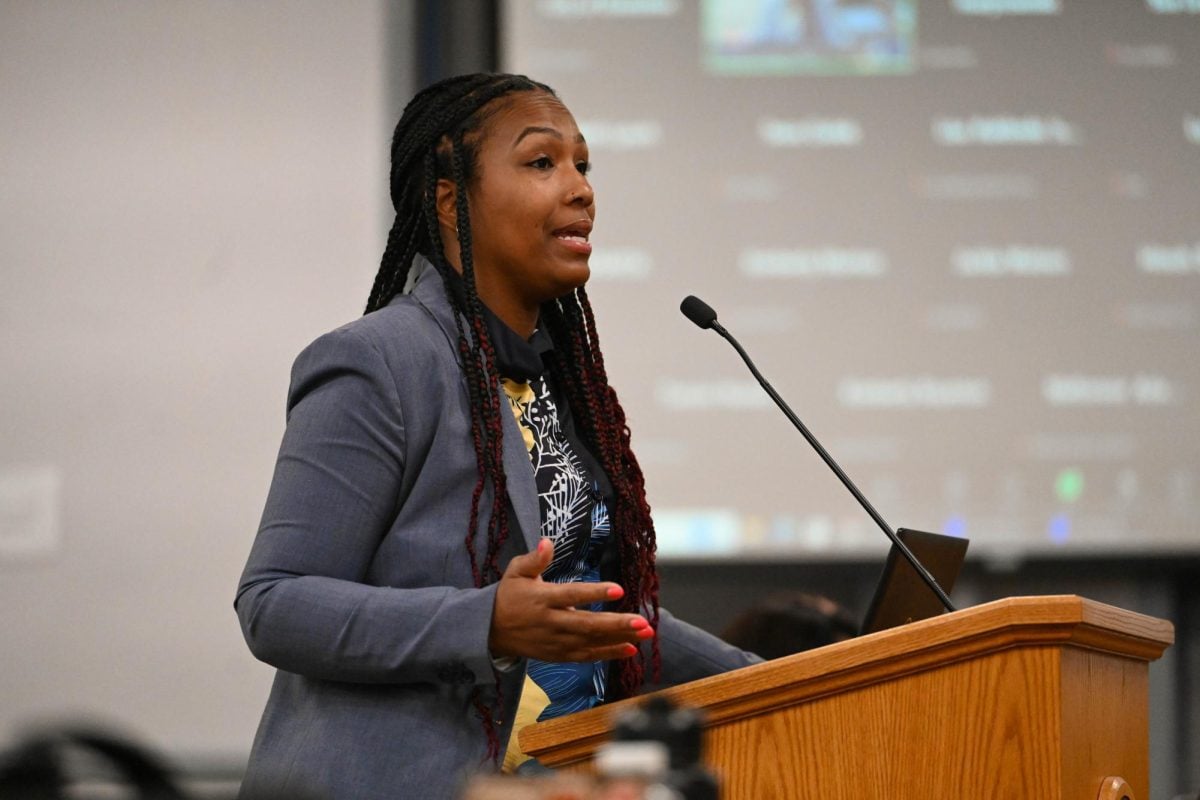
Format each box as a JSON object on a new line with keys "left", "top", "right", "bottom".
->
{"left": 488, "top": 538, "right": 654, "bottom": 662}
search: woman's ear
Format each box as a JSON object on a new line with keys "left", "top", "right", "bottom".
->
{"left": 435, "top": 178, "right": 458, "bottom": 234}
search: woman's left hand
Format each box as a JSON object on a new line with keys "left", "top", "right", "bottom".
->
{"left": 488, "top": 538, "right": 655, "bottom": 662}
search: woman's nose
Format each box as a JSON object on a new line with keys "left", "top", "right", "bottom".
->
{"left": 568, "top": 176, "right": 594, "bottom": 206}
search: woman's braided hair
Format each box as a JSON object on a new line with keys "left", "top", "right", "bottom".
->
{"left": 364, "top": 74, "right": 661, "bottom": 758}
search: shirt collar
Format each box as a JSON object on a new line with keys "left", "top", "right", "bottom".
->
{"left": 413, "top": 255, "right": 553, "bottom": 382}
{"left": 481, "top": 302, "right": 553, "bottom": 383}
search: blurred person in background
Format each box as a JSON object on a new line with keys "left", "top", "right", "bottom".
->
{"left": 720, "top": 592, "right": 858, "bottom": 659}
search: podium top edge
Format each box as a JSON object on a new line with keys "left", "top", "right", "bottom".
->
{"left": 521, "top": 594, "right": 1174, "bottom": 760}
{"left": 975, "top": 594, "right": 1174, "bottom": 644}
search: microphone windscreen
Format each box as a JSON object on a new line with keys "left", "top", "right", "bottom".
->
{"left": 680, "top": 295, "right": 717, "bottom": 329}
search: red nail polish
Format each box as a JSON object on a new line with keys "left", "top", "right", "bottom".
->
{"left": 623, "top": 644, "right": 638, "bottom": 656}
{"left": 606, "top": 585, "right": 624, "bottom": 600}
{"left": 630, "top": 617, "right": 648, "bottom": 630}
{"left": 636, "top": 627, "right": 655, "bottom": 640}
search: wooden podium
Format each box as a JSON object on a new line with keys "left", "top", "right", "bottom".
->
{"left": 521, "top": 596, "right": 1174, "bottom": 799}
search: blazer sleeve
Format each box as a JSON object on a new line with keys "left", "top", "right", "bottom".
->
{"left": 235, "top": 326, "right": 499, "bottom": 687}
{"left": 651, "top": 607, "right": 763, "bottom": 686}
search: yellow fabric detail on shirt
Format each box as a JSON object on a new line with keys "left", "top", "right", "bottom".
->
{"left": 501, "top": 675, "right": 552, "bottom": 773}
{"left": 501, "top": 378, "right": 536, "bottom": 453}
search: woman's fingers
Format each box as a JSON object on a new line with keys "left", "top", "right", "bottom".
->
{"left": 579, "top": 642, "right": 642, "bottom": 662}
{"left": 542, "top": 634, "right": 646, "bottom": 664}
{"left": 546, "top": 578, "right": 625, "bottom": 609}
{"left": 503, "top": 537, "right": 555, "bottom": 579}
{"left": 544, "top": 608, "right": 654, "bottom": 648}
{"left": 489, "top": 537, "right": 655, "bottom": 661}
{"left": 540, "top": 618, "right": 657, "bottom": 666}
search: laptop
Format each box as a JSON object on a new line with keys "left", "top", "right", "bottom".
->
{"left": 859, "top": 528, "right": 969, "bottom": 636}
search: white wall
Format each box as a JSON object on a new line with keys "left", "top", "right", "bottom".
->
{"left": 0, "top": 0, "right": 398, "bottom": 761}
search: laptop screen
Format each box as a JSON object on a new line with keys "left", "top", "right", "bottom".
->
{"left": 859, "top": 528, "right": 969, "bottom": 636}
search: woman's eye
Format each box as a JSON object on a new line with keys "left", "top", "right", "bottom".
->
{"left": 529, "top": 157, "right": 553, "bottom": 169}
{"left": 576, "top": 160, "right": 592, "bottom": 175}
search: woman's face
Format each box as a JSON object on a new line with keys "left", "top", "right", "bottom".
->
{"left": 448, "top": 91, "right": 596, "bottom": 332}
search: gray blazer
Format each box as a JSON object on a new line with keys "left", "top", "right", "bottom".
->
{"left": 235, "top": 262, "right": 760, "bottom": 800}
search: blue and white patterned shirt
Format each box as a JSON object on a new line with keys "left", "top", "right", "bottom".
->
{"left": 481, "top": 306, "right": 615, "bottom": 772}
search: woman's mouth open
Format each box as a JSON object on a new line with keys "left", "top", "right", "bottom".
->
{"left": 553, "top": 220, "right": 593, "bottom": 255}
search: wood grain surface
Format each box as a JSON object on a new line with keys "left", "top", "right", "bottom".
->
{"left": 520, "top": 595, "right": 1174, "bottom": 799}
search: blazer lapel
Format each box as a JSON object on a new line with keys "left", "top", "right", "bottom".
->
{"left": 409, "top": 260, "right": 541, "bottom": 554}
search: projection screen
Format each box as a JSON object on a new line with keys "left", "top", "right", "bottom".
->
{"left": 503, "top": 0, "right": 1199, "bottom": 561}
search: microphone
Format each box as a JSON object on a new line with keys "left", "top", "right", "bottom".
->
{"left": 679, "top": 295, "right": 956, "bottom": 613}
{"left": 679, "top": 295, "right": 717, "bottom": 330}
